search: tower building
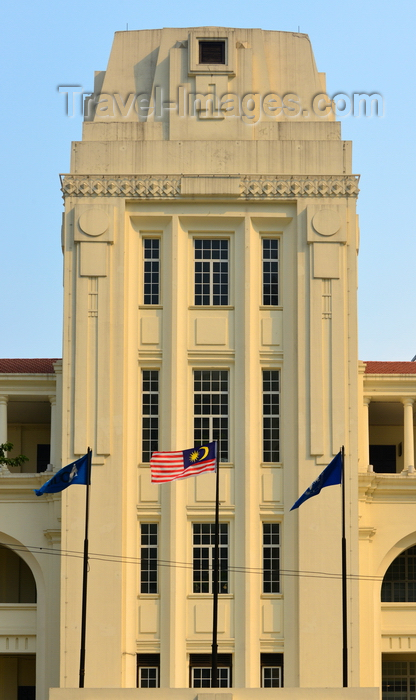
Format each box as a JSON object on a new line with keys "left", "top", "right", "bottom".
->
{"left": 60, "top": 27, "right": 360, "bottom": 690}
{"left": 1, "top": 28, "right": 415, "bottom": 700}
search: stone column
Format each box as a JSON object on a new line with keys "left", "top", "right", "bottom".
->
{"left": 403, "top": 398, "right": 415, "bottom": 472}
{"left": 48, "top": 395, "right": 56, "bottom": 470}
{"left": 0, "top": 395, "right": 8, "bottom": 446}
{"left": 364, "top": 397, "right": 372, "bottom": 471}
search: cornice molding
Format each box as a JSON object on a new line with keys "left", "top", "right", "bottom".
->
{"left": 359, "top": 471, "right": 416, "bottom": 502}
{"left": 61, "top": 174, "right": 360, "bottom": 199}
{"left": 364, "top": 373, "right": 416, "bottom": 397}
{"left": 0, "top": 375, "right": 57, "bottom": 396}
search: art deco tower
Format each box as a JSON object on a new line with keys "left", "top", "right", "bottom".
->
{"left": 60, "top": 28, "right": 360, "bottom": 689}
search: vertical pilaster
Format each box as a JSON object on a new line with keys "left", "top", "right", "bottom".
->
{"left": 403, "top": 398, "right": 415, "bottom": 472}
{"left": 234, "top": 214, "right": 260, "bottom": 687}
{"left": 0, "top": 395, "right": 8, "bottom": 446}
{"left": 363, "top": 398, "right": 371, "bottom": 471}
{"left": 49, "top": 395, "right": 57, "bottom": 469}
{"left": 159, "top": 215, "right": 188, "bottom": 688}
{"left": 297, "top": 207, "right": 358, "bottom": 688}
{"left": 122, "top": 209, "right": 139, "bottom": 687}
{"left": 53, "top": 361, "right": 63, "bottom": 473}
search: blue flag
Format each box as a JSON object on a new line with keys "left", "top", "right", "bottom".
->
{"left": 34, "top": 453, "right": 89, "bottom": 496}
{"left": 290, "top": 452, "right": 342, "bottom": 510}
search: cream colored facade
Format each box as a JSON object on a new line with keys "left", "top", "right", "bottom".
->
{"left": 358, "top": 362, "right": 416, "bottom": 692}
{"left": 0, "top": 360, "right": 62, "bottom": 699}
{"left": 0, "top": 26, "right": 415, "bottom": 700}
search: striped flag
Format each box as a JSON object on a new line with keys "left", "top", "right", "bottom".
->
{"left": 150, "top": 442, "right": 217, "bottom": 483}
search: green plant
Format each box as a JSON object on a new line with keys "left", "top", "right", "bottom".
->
{"left": 0, "top": 442, "right": 29, "bottom": 468}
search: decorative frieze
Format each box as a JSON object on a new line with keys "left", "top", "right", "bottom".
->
{"left": 240, "top": 176, "right": 359, "bottom": 198}
{"left": 61, "top": 176, "right": 181, "bottom": 198}
{"left": 61, "top": 174, "right": 360, "bottom": 199}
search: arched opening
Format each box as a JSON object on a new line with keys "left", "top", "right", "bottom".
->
{"left": 0, "top": 545, "right": 37, "bottom": 603}
{"left": 381, "top": 545, "right": 416, "bottom": 700}
{"left": 0, "top": 545, "right": 37, "bottom": 699}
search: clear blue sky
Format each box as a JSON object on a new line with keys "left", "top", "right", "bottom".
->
{"left": 1, "top": 0, "right": 414, "bottom": 360}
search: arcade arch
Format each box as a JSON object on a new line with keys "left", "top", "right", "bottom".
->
{"left": 380, "top": 541, "right": 416, "bottom": 700}
{"left": 0, "top": 541, "right": 40, "bottom": 700}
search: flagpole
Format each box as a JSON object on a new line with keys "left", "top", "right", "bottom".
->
{"left": 341, "top": 445, "right": 348, "bottom": 687}
{"left": 211, "top": 442, "right": 220, "bottom": 688}
{"left": 79, "top": 447, "right": 92, "bottom": 688}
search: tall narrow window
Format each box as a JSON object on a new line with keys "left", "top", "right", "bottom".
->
{"left": 263, "top": 370, "right": 280, "bottom": 462}
{"left": 143, "top": 238, "right": 160, "bottom": 305}
{"left": 194, "top": 370, "right": 229, "bottom": 461}
{"left": 193, "top": 523, "right": 229, "bottom": 594}
{"left": 261, "top": 653, "right": 283, "bottom": 687}
{"left": 142, "top": 370, "right": 159, "bottom": 462}
{"left": 263, "top": 523, "right": 280, "bottom": 593}
{"left": 137, "top": 653, "right": 160, "bottom": 688}
{"left": 262, "top": 239, "right": 279, "bottom": 306}
{"left": 140, "top": 523, "right": 158, "bottom": 594}
{"left": 194, "top": 239, "right": 229, "bottom": 306}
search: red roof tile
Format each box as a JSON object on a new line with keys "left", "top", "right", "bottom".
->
{"left": 0, "top": 359, "right": 60, "bottom": 374}
{"left": 365, "top": 361, "right": 416, "bottom": 374}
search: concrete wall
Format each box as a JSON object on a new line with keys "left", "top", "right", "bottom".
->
{"left": 50, "top": 688, "right": 379, "bottom": 700}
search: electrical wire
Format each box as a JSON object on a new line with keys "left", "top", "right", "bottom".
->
{"left": 0, "top": 540, "right": 384, "bottom": 583}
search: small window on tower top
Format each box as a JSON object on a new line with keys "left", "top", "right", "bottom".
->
{"left": 199, "top": 41, "right": 226, "bottom": 64}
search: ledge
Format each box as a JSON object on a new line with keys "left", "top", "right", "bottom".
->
{"left": 359, "top": 471, "right": 416, "bottom": 502}
{"left": 49, "top": 688, "right": 379, "bottom": 700}
{"left": 60, "top": 174, "right": 360, "bottom": 199}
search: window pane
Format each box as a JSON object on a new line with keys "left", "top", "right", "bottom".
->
{"left": 262, "top": 239, "right": 279, "bottom": 306}
{"left": 193, "top": 523, "right": 228, "bottom": 593}
{"left": 263, "top": 666, "right": 282, "bottom": 688}
{"left": 263, "top": 370, "right": 280, "bottom": 462}
{"left": 194, "top": 240, "right": 229, "bottom": 306}
{"left": 193, "top": 668, "right": 212, "bottom": 688}
{"left": 139, "top": 667, "right": 158, "bottom": 688}
{"left": 382, "top": 659, "right": 416, "bottom": 700}
{"left": 382, "top": 546, "right": 416, "bottom": 602}
{"left": 192, "top": 666, "right": 230, "bottom": 688}
{"left": 140, "top": 523, "right": 158, "bottom": 594}
{"left": 137, "top": 655, "right": 160, "bottom": 688}
{"left": 199, "top": 41, "right": 226, "bottom": 65}
{"left": 143, "top": 239, "right": 160, "bottom": 305}
{"left": 194, "top": 370, "right": 229, "bottom": 461}
{"left": 263, "top": 524, "right": 280, "bottom": 593}
{"left": 142, "top": 370, "right": 159, "bottom": 462}
{"left": 261, "top": 654, "right": 283, "bottom": 688}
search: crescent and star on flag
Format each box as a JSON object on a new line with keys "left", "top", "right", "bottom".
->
{"left": 189, "top": 445, "right": 210, "bottom": 464}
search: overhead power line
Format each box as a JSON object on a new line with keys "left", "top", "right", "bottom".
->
{"left": 0, "top": 541, "right": 384, "bottom": 584}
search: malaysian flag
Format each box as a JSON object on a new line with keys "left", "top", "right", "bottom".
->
{"left": 150, "top": 442, "right": 217, "bottom": 483}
